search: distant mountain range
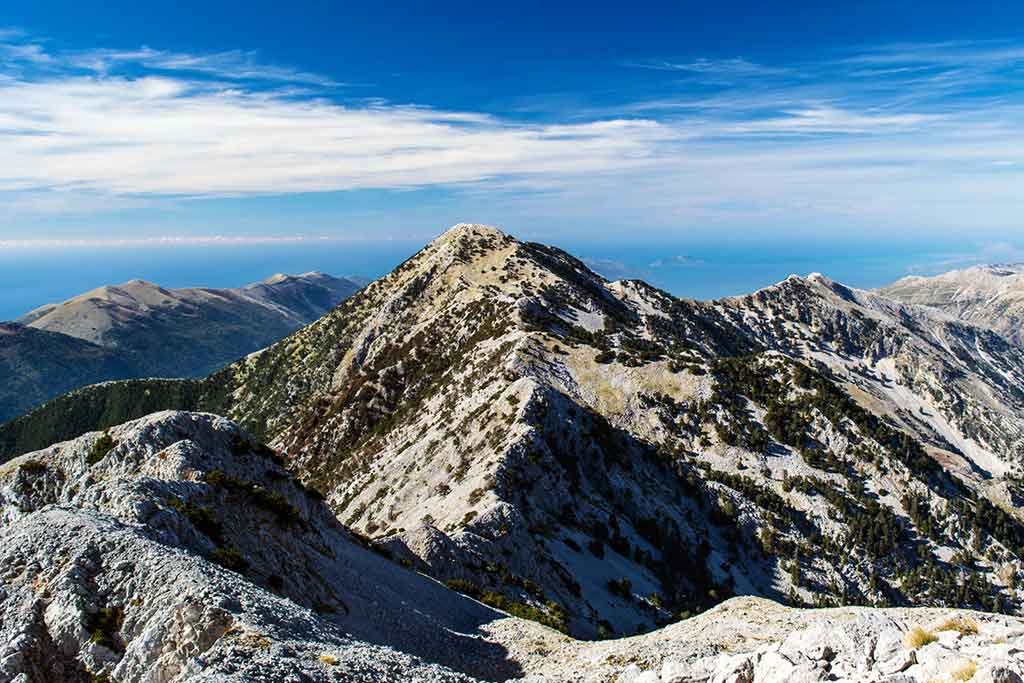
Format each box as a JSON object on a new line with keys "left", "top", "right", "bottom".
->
{"left": 881, "top": 264, "right": 1024, "bottom": 347}
{"left": 0, "top": 272, "right": 361, "bottom": 422}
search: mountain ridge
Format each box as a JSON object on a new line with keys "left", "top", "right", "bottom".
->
{"left": 881, "top": 263, "right": 1024, "bottom": 347}
{"left": 5, "top": 410, "right": 1023, "bottom": 682}
{"left": 6, "top": 224, "right": 1024, "bottom": 641}
{"left": 0, "top": 272, "right": 361, "bottom": 423}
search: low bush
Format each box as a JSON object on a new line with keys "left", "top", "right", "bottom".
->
{"left": 86, "top": 433, "right": 116, "bottom": 465}
{"left": 87, "top": 606, "right": 124, "bottom": 649}
{"left": 211, "top": 546, "right": 249, "bottom": 573}
{"left": 18, "top": 459, "right": 48, "bottom": 474}
{"left": 607, "top": 577, "right": 633, "bottom": 599}
{"left": 444, "top": 579, "right": 567, "bottom": 633}
{"left": 206, "top": 470, "right": 301, "bottom": 525}
{"left": 168, "top": 498, "right": 223, "bottom": 543}
{"left": 950, "top": 660, "right": 977, "bottom": 681}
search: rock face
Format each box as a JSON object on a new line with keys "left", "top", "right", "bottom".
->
{"left": 2, "top": 411, "right": 1023, "bottom": 683}
{"left": 881, "top": 264, "right": 1024, "bottom": 347}
{"left": 5, "top": 225, "right": 1024, "bottom": 642}
{"left": 0, "top": 272, "right": 360, "bottom": 423}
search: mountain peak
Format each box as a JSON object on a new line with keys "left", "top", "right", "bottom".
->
{"left": 437, "top": 222, "right": 508, "bottom": 241}
{"left": 261, "top": 271, "right": 334, "bottom": 285}
{"left": 123, "top": 278, "right": 159, "bottom": 288}
{"left": 881, "top": 262, "right": 1024, "bottom": 345}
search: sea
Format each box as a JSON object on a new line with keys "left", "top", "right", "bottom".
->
{"left": 0, "top": 236, "right": 996, "bottom": 322}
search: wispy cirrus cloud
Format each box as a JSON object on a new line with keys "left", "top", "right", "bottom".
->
{"left": 0, "top": 41, "right": 53, "bottom": 65}
{"left": 0, "top": 29, "right": 680, "bottom": 201}
{"left": 623, "top": 57, "right": 786, "bottom": 78}
{"left": 0, "top": 234, "right": 343, "bottom": 250}
{"left": 1, "top": 31, "right": 1024, "bottom": 239}
{"left": 68, "top": 46, "right": 347, "bottom": 86}
{"left": 838, "top": 40, "right": 1024, "bottom": 67}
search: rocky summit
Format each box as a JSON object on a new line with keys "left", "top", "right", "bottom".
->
{"left": 3, "top": 224, "right": 1024, "bottom": 681}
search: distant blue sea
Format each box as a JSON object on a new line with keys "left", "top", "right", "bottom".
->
{"left": 0, "top": 237, "right": 988, "bottom": 322}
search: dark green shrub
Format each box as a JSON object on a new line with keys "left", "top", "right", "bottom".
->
{"left": 211, "top": 546, "right": 249, "bottom": 573}
{"left": 18, "top": 459, "right": 48, "bottom": 474}
{"left": 87, "top": 606, "right": 123, "bottom": 649}
{"left": 445, "top": 578, "right": 480, "bottom": 597}
{"left": 86, "top": 433, "right": 116, "bottom": 465}
{"left": 607, "top": 577, "right": 633, "bottom": 599}
{"left": 168, "top": 498, "right": 223, "bottom": 543}
{"left": 206, "top": 470, "right": 301, "bottom": 525}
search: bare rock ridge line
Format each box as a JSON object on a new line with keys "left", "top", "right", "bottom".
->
{"left": 881, "top": 263, "right": 1024, "bottom": 347}
{"left": 0, "top": 271, "right": 362, "bottom": 423}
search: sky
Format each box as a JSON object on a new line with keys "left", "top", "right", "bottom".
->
{"left": 1, "top": 1, "right": 1023, "bottom": 314}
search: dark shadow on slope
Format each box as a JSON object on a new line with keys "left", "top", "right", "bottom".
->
{"left": 0, "top": 378, "right": 215, "bottom": 462}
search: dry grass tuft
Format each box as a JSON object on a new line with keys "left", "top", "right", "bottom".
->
{"left": 949, "top": 659, "right": 977, "bottom": 681}
{"left": 936, "top": 616, "right": 979, "bottom": 636}
{"left": 904, "top": 625, "right": 938, "bottom": 649}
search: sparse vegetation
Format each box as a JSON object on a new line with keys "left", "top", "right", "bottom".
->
{"left": 87, "top": 606, "right": 124, "bottom": 649}
{"left": 86, "top": 432, "right": 117, "bottom": 465}
{"left": 168, "top": 498, "right": 223, "bottom": 543}
{"left": 904, "top": 626, "right": 938, "bottom": 650}
{"left": 444, "top": 578, "right": 568, "bottom": 633}
{"left": 950, "top": 659, "right": 977, "bottom": 681}
{"left": 211, "top": 546, "right": 249, "bottom": 573}
{"left": 936, "top": 616, "right": 980, "bottom": 636}
{"left": 607, "top": 578, "right": 633, "bottom": 600}
{"left": 18, "top": 459, "right": 48, "bottom": 474}
{"left": 206, "top": 470, "right": 301, "bottom": 525}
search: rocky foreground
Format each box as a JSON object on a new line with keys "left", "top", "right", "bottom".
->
{"left": 2, "top": 412, "right": 1022, "bottom": 682}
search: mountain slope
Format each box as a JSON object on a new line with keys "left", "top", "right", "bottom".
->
{"left": 18, "top": 271, "right": 361, "bottom": 377}
{"left": 0, "top": 272, "right": 360, "bottom": 423}
{"left": 881, "top": 264, "right": 1024, "bottom": 346}
{"left": 0, "top": 323, "right": 138, "bottom": 423}
{"left": 0, "top": 412, "right": 529, "bottom": 682}
{"left": 5, "top": 412, "right": 1024, "bottom": 683}
{"left": 5, "top": 225, "right": 1024, "bottom": 640}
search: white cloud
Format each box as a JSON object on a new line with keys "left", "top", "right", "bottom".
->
{"left": 0, "top": 234, "right": 340, "bottom": 250}
{"left": 908, "top": 242, "right": 1024, "bottom": 273}
{"left": 0, "top": 41, "right": 53, "bottom": 65}
{"left": 650, "top": 255, "right": 704, "bottom": 268}
{"left": 0, "top": 69, "right": 677, "bottom": 197}
{"left": 1, "top": 34, "right": 1024, "bottom": 238}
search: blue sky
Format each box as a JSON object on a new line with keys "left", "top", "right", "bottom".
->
{"left": 1, "top": 1, "right": 1024, "bottom": 252}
